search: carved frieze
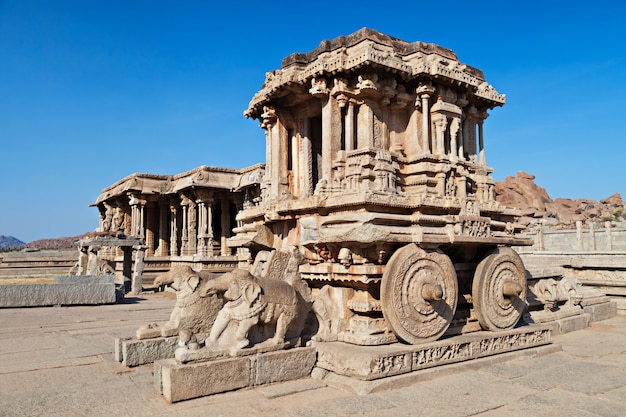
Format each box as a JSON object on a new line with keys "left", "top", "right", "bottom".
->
{"left": 316, "top": 326, "right": 551, "bottom": 380}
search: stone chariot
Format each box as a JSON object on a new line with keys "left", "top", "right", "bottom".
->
{"left": 231, "top": 28, "right": 533, "bottom": 347}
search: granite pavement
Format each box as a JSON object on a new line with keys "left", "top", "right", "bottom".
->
{"left": 1, "top": 293, "right": 624, "bottom": 417}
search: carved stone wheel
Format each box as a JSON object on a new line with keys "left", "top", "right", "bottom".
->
{"left": 472, "top": 247, "right": 527, "bottom": 331}
{"left": 381, "top": 244, "right": 458, "bottom": 344}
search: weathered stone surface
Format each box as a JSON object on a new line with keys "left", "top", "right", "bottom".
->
{"left": 117, "top": 336, "right": 179, "bottom": 367}
{"left": 156, "top": 346, "right": 316, "bottom": 402}
{"left": 0, "top": 275, "right": 116, "bottom": 307}
{"left": 551, "top": 313, "right": 592, "bottom": 334}
{"left": 253, "top": 346, "right": 316, "bottom": 385}
{"left": 157, "top": 356, "right": 250, "bottom": 403}
{"left": 582, "top": 301, "right": 617, "bottom": 322}
{"left": 316, "top": 326, "right": 552, "bottom": 380}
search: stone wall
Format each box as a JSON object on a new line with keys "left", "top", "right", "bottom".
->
{"left": 0, "top": 250, "right": 76, "bottom": 277}
{"left": 518, "top": 222, "right": 626, "bottom": 252}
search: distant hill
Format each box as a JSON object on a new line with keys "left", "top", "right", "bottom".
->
{"left": 25, "top": 234, "right": 89, "bottom": 250}
{"left": 0, "top": 235, "right": 25, "bottom": 249}
{"left": 0, "top": 233, "right": 90, "bottom": 251}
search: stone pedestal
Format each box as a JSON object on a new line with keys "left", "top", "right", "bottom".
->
{"left": 114, "top": 336, "right": 179, "bottom": 367}
{"left": 155, "top": 347, "right": 316, "bottom": 403}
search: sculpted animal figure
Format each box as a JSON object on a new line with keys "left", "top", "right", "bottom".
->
{"left": 136, "top": 266, "right": 222, "bottom": 347}
{"left": 200, "top": 269, "right": 304, "bottom": 351}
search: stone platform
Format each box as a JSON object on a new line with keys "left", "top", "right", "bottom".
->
{"left": 314, "top": 325, "right": 552, "bottom": 383}
{"left": 0, "top": 275, "right": 117, "bottom": 307}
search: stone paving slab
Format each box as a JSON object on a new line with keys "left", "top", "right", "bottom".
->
{"left": 0, "top": 293, "right": 624, "bottom": 417}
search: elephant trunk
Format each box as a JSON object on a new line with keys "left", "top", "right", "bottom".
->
{"left": 199, "top": 273, "right": 232, "bottom": 298}
{"left": 153, "top": 270, "right": 176, "bottom": 287}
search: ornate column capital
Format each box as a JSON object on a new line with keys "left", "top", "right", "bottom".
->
{"left": 416, "top": 83, "right": 435, "bottom": 97}
{"left": 309, "top": 77, "right": 330, "bottom": 98}
{"left": 260, "top": 105, "right": 277, "bottom": 129}
{"left": 127, "top": 192, "right": 146, "bottom": 206}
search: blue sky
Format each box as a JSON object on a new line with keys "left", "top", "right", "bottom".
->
{"left": 1, "top": 1, "right": 625, "bottom": 242}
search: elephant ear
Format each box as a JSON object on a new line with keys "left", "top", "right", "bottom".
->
{"left": 243, "top": 282, "right": 262, "bottom": 306}
{"left": 187, "top": 274, "right": 200, "bottom": 291}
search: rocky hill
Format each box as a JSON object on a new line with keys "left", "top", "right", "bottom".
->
{"left": 496, "top": 171, "right": 625, "bottom": 229}
{"left": 0, "top": 235, "right": 25, "bottom": 249}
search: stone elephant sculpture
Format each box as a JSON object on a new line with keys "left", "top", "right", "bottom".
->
{"left": 200, "top": 269, "right": 306, "bottom": 351}
{"left": 136, "top": 266, "right": 222, "bottom": 347}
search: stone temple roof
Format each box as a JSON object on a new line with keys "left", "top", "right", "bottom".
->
{"left": 281, "top": 28, "right": 460, "bottom": 68}
{"left": 245, "top": 28, "right": 503, "bottom": 120}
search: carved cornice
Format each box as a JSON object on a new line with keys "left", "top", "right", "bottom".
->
{"left": 94, "top": 164, "right": 265, "bottom": 205}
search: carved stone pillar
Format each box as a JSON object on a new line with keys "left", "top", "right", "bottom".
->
{"left": 576, "top": 221, "right": 584, "bottom": 250}
{"left": 449, "top": 117, "right": 461, "bottom": 162}
{"left": 356, "top": 101, "right": 374, "bottom": 150}
{"left": 187, "top": 199, "right": 197, "bottom": 256}
{"left": 345, "top": 101, "right": 355, "bottom": 151}
{"left": 605, "top": 221, "right": 613, "bottom": 251}
{"left": 261, "top": 106, "right": 277, "bottom": 200}
{"left": 156, "top": 200, "right": 169, "bottom": 256}
{"left": 291, "top": 131, "right": 299, "bottom": 197}
{"left": 179, "top": 194, "right": 189, "bottom": 256}
{"left": 220, "top": 198, "right": 231, "bottom": 256}
{"left": 478, "top": 113, "right": 487, "bottom": 166}
{"left": 590, "top": 222, "right": 596, "bottom": 251}
{"left": 196, "top": 190, "right": 213, "bottom": 257}
{"left": 169, "top": 197, "right": 179, "bottom": 256}
{"left": 465, "top": 106, "right": 479, "bottom": 162}
{"left": 417, "top": 84, "right": 435, "bottom": 154}
{"left": 321, "top": 94, "right": 341, "bottom": 184}
{"left": 128, "top": 193, "right": 146, "bottom": 239}
{"left": 459, "top": 114, "right": 466, "bottom": 160}
{"left": 145, "top": 204, "right": 155, "bottom": 256}
{"left": 300, "top": 117, "right": 313, "bottom": 197}
{"left": 131, "top": 245, "right": 147, "bottom": 295}
{"left": 433, "top": 114, "right": 447, "bottom": 156}
{"left": 537, "top": 223, "right": 545, "bottom": 251}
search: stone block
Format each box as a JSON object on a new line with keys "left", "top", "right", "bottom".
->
{"left": 158, "top": 357, "right": 251, "bottom": 403}
{"left": 582, "top": 301, "right": 617, "bottom": 322}
{"left": 0, "top": 279, "right": 116, "bottom": 308}
{"left": 155, "top": 347, "right": 317, "bottom": 403}
{"left": 114, "top": 338, "right": 124, "bottom": 362}
{"left": 253, "top": 347, "right": 316, "bottom": 385}
{"left": 117, "top": 336, "right": 179, "bottom": 367}
{"left": 554, "top": 313, "right": 591, "bottom": 334}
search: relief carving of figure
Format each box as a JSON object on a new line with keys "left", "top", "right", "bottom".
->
{"left": 112, "top": 207, "right": 125, "bottom": 235}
